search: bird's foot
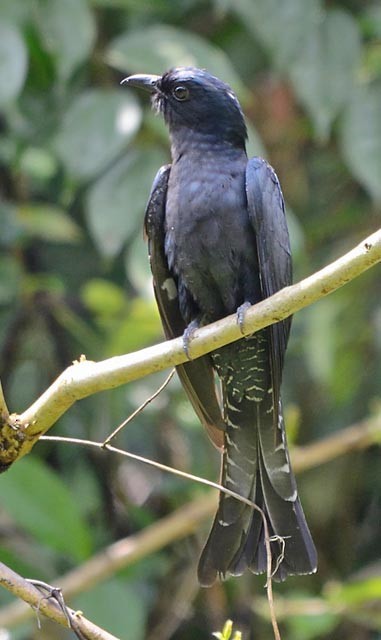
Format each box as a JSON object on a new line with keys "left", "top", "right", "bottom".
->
{"left": 26, "top": 579, "right": 71, "bottom": 627}
{"left": 236, "top": 301, "right": 252, "bottom": 335}
{"left": 182, "top": 319, "right": 200, "bottom": 360}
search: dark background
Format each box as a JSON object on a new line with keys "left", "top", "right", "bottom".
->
{"left": 0, "top": 0, "right": 381, "bottom": 638}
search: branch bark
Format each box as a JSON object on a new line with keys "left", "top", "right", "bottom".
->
{"left": 1, "top": 411, "right": 380, "bottom": 629}
{"left": 0, "top": 229, "right": 380, "bottom": 469}
{"left": 0, "top": 562, "right": 121, "bottom": 639}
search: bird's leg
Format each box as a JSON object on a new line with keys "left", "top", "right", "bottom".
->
{"left": 236, "top": 301, "right": 252, "bottom": 335}
{"left": 182, "top": 318, "right": 200, "bottom": 360}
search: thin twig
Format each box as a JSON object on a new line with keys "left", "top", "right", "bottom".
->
{"left": 43, "top": 434, "right": 273, "bottom": 526}
{"left": 1, "top": 414, "right": 380, "bottom": 630}
{"left": 262, "top": 515, "right": 281, "bottom": 640}
{"left": 1, "top": 229, "right": 380, "bottom": 467}
{"left": 102, "top": 369, "right": 175, "bottom": 446}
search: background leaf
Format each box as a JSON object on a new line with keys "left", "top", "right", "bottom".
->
{"left": 107, "top": 24, "right": 245, "bottom": 94}
{"left": 340, "top": 81, "right": 381, "bottom": 202}
{"left": 86, "top": 147, "right": 167, "bottom": 257}
{"left": 34, "top": 0, "right": 96, "bottom": 81}
{"left": 0, "top": 457, "right": 92, "bottom": 562}
{"left": 289, "top": 9, "right": 361, "bottom": 140}
{"left": 54, "top": 89, "right": 142, "bottom": 179}
{"left": 0, "top": 23, "right": 28, "bottom": 106}
{"left": 74, "top": 579, "right": 147, "bottom": 639}
{"left": 231, "top": 0, "right": 322, "bottom": 71}
{"left": 18, "top": 204, "right": 82, "bottom": 243}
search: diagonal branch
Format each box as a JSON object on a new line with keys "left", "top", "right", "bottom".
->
{"left": 0, "top": 228, "right": 380, "bottom": 468}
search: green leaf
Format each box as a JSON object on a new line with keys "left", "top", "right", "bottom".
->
{"left": 81, "top": 279, "right": 127, "bottom": 317}
{"left": 232, "top": 0, "right": 322, "bottom": 71}
{"left": 0, "top": 255, "right": 22, "bottom": 304}
{"left": 340, "top": 81, "right": 381, "bottom": 202}
{"left": 106, "top": 298, "right": 161, "bottom": 355}
{"left": 289, "top": 9, "right": 361, "bottom": 140}
{"left": 287, "top": 609, "right": 338, "bottom": 640}
{"left": 304, "top": 297, "right": 340, "bottom": 385}
{"left": 0, "top": 456, "right": 92, "bottom": 561}
{"left": 331, "top": 577, "right": 381, "bottom": 606}
{"left": 86, "top": 146, "right": 167, "bottom": 257}
{"left": 19, "top": 147, "right": 58, "bottom": 182}
{"left": 18, "top": 204, "right": 82, "bottom": 244}
{"left": 73, "top": 579, "right": 146, "bottom": 639}
{"left": 34, "top": 0, "right": 96, "bottom": 81}
{"left": 0, "top": 0, "right": 29, "bottom": 25}
{"left": 0, "top": 23, "right": 28, "bottom": 106}
{"left": 54, "top": 89, "right": 142, "bottom": 180}
{"left": 106, "top": 24, "right": 245, "bottom": 95}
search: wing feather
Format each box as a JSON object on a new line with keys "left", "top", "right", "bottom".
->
{"left": 245, "top": 157, "right": 292, "bottom": 410}
{"left": 144, "top": 165, "right": 225, "bottom": 448}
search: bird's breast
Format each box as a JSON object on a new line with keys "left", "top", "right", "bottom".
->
{"left": 164, "top": 152, "right": 260, "bottom": 320}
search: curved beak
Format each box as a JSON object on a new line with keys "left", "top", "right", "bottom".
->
{"left": 121, "top": 74, "right": 160, "bottom": 93}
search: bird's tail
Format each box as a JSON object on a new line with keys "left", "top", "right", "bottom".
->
{"left": 197, "top": 336, "right": 317, "bottom": 587}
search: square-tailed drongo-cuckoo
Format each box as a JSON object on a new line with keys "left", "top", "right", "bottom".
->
{"left": 122, "top": 67, "right": 317, "bottom": 586}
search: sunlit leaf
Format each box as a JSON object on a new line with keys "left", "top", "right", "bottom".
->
{"left": 332, "top": 577, "right": 381, "bottom": 606}
{"left": 340, "top": 81, "right": 381, "bottom": 202}
{"left": 0, "top": 23, "right": 28, "bottom": 106}
{"left": 18, "top": 204, "right": 82, "bottom": 243}
{"left": 86, "top": 146, "right": 167, "bottom": 257}
{"left": 81, "top": 279, "right": 127, "bottom": 317}
{"left": 287, "top": 609, "right": 338, "bottom": 640}
{"left": 19, "top": 147, "right": 58, "bottom": 182}
{"left": 289, "top": 9, "right": 361, "bottom": 140}
{"left": 106, "top": 24, "right": 245, "bottom": 95}
{"left": 54, "top": 89, "right": 142, "bottom": 179}
{"left": 106, "top": 298, "right": 161, "bottom": 355}
{"left": 34, "top": 0, "right": 96, "bottom": 81}
{"left": 0, "top": 457, "right": 92, "bottom": 561}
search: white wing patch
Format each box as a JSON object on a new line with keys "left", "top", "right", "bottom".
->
{"left": 161, "top": 277, "right": 178, "bottom": 300}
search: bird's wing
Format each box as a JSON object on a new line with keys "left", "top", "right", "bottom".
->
{"left": 245, "top": 157, "right": 292, "bottom": 409}
{"left": 144, "top": 165, "right": 225, "bottom": 449}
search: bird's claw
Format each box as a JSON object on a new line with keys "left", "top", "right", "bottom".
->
{"left": 182, "top": 320, "right": 199, "bottom": 359}
{"left": 26, "top": 579, "right": 85, "bottom": 639}
{"left": 236, "top": 301, "right": 252, "bottom": 335}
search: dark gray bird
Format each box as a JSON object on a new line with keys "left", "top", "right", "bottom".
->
{"left": 122, "top": 67, "right": 317, "bottom": 586}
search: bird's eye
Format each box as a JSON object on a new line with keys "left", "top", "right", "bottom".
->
{"left": 173, "top": 85, "right": 189, "bottom": 101}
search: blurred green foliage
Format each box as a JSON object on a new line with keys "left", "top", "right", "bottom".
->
{"left": 0, "top": 1, "right": 381, "bottom": 639}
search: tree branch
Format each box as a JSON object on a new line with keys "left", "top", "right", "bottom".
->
{"left": 1, "top": 411, "right": 380, "bottom": 629}
{"left": 0, "top": 228, "right": 380, "bottom": 469}
{"left": 0, "top": 562, "right": 121, "bottom": 639}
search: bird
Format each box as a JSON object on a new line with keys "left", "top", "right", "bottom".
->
{"left": 122, "top": 67, "right": 317, "bottom": 586}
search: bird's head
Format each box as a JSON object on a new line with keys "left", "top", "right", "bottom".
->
{"left": 122, "top": 67, "right": 247, "bottom": 150}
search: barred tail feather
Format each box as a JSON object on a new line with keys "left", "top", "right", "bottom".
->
{"left": 198, "top": 340, "right": 317, "bottom": 586}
